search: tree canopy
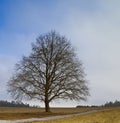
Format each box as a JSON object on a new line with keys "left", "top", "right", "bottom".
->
{"left": 8, "top": 31, "right": 89, "bottom": 112}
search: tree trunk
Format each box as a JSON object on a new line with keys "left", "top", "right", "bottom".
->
{"left": 45, "top": 100, "right": 50, "bottom": 112}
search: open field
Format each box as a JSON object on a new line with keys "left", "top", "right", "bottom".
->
{"left": 0, "top": 107, "right": 100, "bottom": 120}
{"left": 28, "top": 107, "right": 120, "bottom": 123}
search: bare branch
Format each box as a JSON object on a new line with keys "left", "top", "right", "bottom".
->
{"left": 8, "top": 31, "right": 89, "bottom": 112}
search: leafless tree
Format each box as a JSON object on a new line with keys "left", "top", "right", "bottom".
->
{"left": 8, "top": 31, "right": 89, "bottom": 112}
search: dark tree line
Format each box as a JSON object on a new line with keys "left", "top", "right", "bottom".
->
{"left": 104, "top": 100, "right": 120, "bottom": 107}
{"left": 76, "top": 100, "right": 120, "bottom": 108}
{"left": 0, "top": 100, "right": 29, "bottom": 107}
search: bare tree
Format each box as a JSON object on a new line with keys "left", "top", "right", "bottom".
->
{"left": 8, "top": 31, "right": 89, "bottom": 112}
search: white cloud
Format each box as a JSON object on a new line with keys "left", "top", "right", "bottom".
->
{"left": 54, "top": 0, "right": 120, "bottom": 105}
{"left": 0, "top": 55, "right": 17, "bottom": 100}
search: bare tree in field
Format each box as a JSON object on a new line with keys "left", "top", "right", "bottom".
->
{"left": 8, "top": 31, "right": 89, "bottom": 112}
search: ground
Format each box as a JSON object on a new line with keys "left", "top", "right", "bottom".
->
{"left": 0, "top": 107, "right": 99, "bottom": 120}
{"left": 0, "top": 107, "right": 120, "bottom": 123}
{"left": 27, "top": 107, "right": 120, "bottom": 123}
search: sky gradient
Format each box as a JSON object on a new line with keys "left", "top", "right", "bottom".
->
{"left": 0, "top": 0, "right": 120, "bottom": 107}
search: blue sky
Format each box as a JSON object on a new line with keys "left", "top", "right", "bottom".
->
{"left": 0, "top": 0, "right": 120, "bottom": 107}
{"left": 0, "top": 0, "right": 100, "bottom": 34}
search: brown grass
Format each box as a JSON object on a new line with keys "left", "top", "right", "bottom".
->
{"left": 28, "top": 107, "right": 120, "bottom": 123}
{"left": 0, "top": 107, "right": 100, "bottom": 120}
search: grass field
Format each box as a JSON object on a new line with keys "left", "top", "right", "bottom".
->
{"left": 0, "top": 107, "right": 99, "bottom": 120}
{"left": 28, "top": 107, "right": 120, "bottom": 123}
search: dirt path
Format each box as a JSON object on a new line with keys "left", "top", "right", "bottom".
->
{"left": 0, "top": 110, "right": 98, "bottom": 123}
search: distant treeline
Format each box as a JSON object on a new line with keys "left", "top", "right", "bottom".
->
{"left": 76, "top": 105, "right": 98, "bottom": 108}
{"left": 104, "top": 100, "right": 120, "bottom": 107}
{"left": 0, "top": 100, "right": 30, "bottom": 107}
{"left": 76, "top": 100, "right": 120, "bottom": 108}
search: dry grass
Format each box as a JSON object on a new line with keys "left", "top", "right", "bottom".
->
{"left": 29, "top": 107, "right": 120, "bottom": 123}
{"left": 0, "top": 107, "right": 99, "bottom": 120}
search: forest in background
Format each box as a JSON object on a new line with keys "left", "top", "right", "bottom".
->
{"left": 0, "top": 100, "right": 120, "bottom": 108}
{"left": 76, "top": 100, "right": 120, "bottom": 108}
{"left": 0, "top": 100, "right": 30, "bottom": 107}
